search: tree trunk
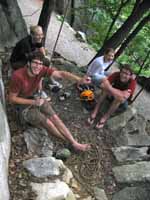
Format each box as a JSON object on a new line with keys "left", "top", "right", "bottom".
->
{"left": 104, "top": 0, "right": 130, "bottom": 43}
{"left": 115, "top": 13, "right": 150, "bottom": 58}
{"left": 136, "top": 49, "right": 150, "bottom": 77}
{"left": 88, "top": 0, "right": 150, "bottom": 65}
{"left": 38, "top": 0, "right": 55, "bottom": 44}
{"left": 70, "top": 0, "right": 75, "bottom": 27}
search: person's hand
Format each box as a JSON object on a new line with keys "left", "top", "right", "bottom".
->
{"left": 79, "top": 75, "right": 91, "bottom": 85}
{"left": 114, "top": 89, "right": 131, "bottom": 102}
{"left": 122, "top": 89, "right": 131, "bottom": 99}
{"left": 34, "top": 98, "right": 45, "bottom": 106}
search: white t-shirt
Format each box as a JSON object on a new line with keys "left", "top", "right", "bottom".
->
{"left": 87, "top": 56, "right": 112, "bottom": 76}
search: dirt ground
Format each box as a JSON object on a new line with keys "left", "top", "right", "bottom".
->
{"left": 5, "top": 72, "right": 117, "bottom": 199}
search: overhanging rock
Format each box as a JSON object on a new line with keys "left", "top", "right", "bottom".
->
{"left": 0, "top": 60, "right": 11, "bottom": 200}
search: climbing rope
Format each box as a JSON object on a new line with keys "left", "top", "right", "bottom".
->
{"left": 49, "top": 0, "right": 71, "bottom": 66}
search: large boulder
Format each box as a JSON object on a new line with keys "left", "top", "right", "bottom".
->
{"left": 23, "top": 157, "right": 65, "bottom": 178}
{"left": 0, "top": 60, "right": 11, "bottom": 200}
{"left": 24, "top": 127, "right": 53, "bottom": 157}
{"left": 0, "top": 0, "right": 27, "bottom": 48}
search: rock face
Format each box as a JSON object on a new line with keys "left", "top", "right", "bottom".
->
{"left": 0, "top": 61, "right": 11, "bottom": 200}
{"left": 23, "top": 157, "right": 65, "bottom": 178}
{"left": 107, "top": 106, "right": 136, "bottom": 131}
{"left": 24, "top": 127, "right": 53, "bottom": 157}
{"left": 0, "top": 0, "right": 27, "bottom": 48}
{"left": 31, "top": 180, "right": 76, "bottom": 200}
{"left": 0, "top": 60, "right": 5, "bottom": 107}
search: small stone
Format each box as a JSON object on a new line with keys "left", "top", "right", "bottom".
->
{"left": 56, "top": 148, "right": 71, "bottom": 160}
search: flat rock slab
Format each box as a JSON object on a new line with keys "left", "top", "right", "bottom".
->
{"left": 107, "top": 107, "right": 136, "bottom": 131}
{"left": 112, "top": 146, "right": 150, "bottom": 162}
{"left": 126, "top": 134, "right": 150, "bottom": 146}
{"left": 113, "top": 161, "right": 150, "bottom": 183}
{"left": 23, "top": 157, "right": 64, "bottom": 178}
{"left": 31, "top": 180, "right": 76, "bottom": 200}
{"left": 24, "top": 127, "right": 53, "bottom": 157}
{"left": 112, "top": 186, "right": 150, "bottom": 200}
{"left": 115, "top": 134, "right": 150, "bottom": 147}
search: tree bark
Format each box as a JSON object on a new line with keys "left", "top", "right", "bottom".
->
{"left": 104, "top": 0, "right": 130, "bottom": 43}
{"left": 70, "top": 0, "right": 75, "bottom": 27}
{"left": 115, "top": 13, "right": 150, "bottom": 58}
{"left": 136, "top": 49, "right": 150, "bottom": 77}
{"left": 88, "top": 0, "right": 150, "bottom": 65}
{"left": 38, "top": 0, "right": 55, "bottom": 44}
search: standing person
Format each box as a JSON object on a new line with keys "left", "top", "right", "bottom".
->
{"left": 87, "top": 48, "right": 115, "bottom": 86}
{"left": 87, "top": 64, "right": 136, "bottom": 128}
{"left": 9, "top": 55, "right": 91, "bottom": 151}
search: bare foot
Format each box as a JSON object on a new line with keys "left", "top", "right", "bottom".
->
{"left": 72, "top": 142, "right": 91, "bottom": 151}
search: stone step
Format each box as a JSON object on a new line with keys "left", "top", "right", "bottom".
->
{"left": 112, "top": 146, "right": 150, "bottom": 162}
{"left": 113, "top": 161, "right": 150, "bottom": 184}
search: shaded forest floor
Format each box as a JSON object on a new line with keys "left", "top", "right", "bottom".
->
{"left": 4, "top": 64, "right": 117, "bottom": 199}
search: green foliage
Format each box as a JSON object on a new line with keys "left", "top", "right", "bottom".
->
{"left": 74, "top": 0, "right": 150, "bottom": 76}
{"left": 86, "top": 8, "right": 112, "bottom": 49}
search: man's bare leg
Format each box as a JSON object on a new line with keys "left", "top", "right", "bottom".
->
{"left": 88, "top": 91, "right": 108, "bottom": 125}
{"left": 40, "top": 118, "right": 66, "bottom": 140}
{"left": 96, "top": 99, "right": 121, "bottom": 128}
{"left": 49, "top": 114, "right": 90, "bottom": 151}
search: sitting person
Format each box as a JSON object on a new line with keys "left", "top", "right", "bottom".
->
{"left": 87, "top": 48, "right": 115, "bottom": 86}
{"left": 87, "top": 64, "right": 136, "bottom": 129}
{"left": 10, "top": 25, "right": 49, "bottom": 70}
{"left": 10, "top": 25, "right": 61, "bottom": 95}
{"left": 9, "top": 54, "right": 91, "bottom": 151}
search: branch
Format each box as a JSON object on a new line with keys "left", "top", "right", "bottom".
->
{"left": 115, "top": 13, "right": 150, "bottom": 58}
{"left": 104, "top": 0, "right": 130, "bottom": 43}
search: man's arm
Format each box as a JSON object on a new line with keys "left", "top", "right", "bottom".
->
{"left": 101, "top": 78, "right": 131, "bottom": 101}
{"left": 9, "top": 92, "right": 45, "bottom": 107}
{"left": 9, "top": 92, "right": 35, "bottom": 105}
{"left": 51, "top": 70, "right": 91, "bottom": 85}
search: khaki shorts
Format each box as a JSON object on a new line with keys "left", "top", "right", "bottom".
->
{"left": 22, "top": 101, "right": 56, "bottom": 126}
